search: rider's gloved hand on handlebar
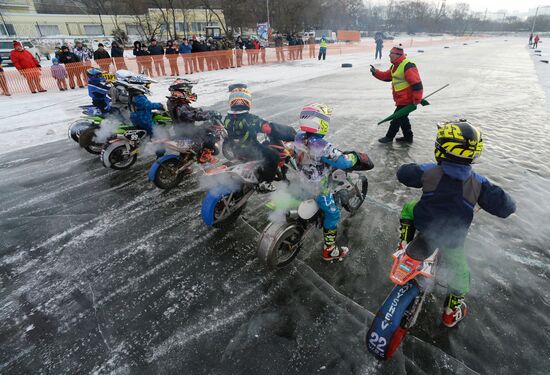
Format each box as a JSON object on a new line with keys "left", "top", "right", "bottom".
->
{"left": 208, "top": 110, "right": 222, "bottom": 120}
{"left": 321, "top": 155, "right": 354, "bottom": 170}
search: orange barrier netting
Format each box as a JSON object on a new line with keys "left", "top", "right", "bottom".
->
{"left": 0, "top": 36, "right": 476, "bottom": 96}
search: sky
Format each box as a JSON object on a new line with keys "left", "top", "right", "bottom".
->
{"left": 447, "top": 0, "right": 545, "bottom": 13}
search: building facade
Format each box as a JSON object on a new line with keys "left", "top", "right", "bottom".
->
{"left": 0, "top": 6, "right": 225, "bottom": 41}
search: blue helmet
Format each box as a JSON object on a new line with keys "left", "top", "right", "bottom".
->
{"left": 86, "top": 67, "right": 105, "bottom": 77}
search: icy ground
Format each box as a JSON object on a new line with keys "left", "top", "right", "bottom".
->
{"left": 1, "top": 37, "right": 549, "bottom": 374}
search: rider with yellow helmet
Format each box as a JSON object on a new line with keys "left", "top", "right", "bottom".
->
{"left": 396, "top": 119, "right": 515, "bottom": 328}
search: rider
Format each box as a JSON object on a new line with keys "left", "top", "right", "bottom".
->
{"left": 397, "top": 119, "right": 516, "bottom": 327}
{"left": 109, "top": 69, "right": 135, "bottom": 122}
{"left": 86, "top": 67, "right": 111, "bottom": 113}
{"left": 166, "top": 78, "right": 221, "bottom": 163}
{"left": 127, "top": 76, "right": 164, "bottom": 137}
{"left": 223, "top": 85, "right": 280, "bottom": 187}
{"left": 294, "top": 103, "right": 362, "bottom": 261}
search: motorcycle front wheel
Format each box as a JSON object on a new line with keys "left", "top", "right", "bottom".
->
{"left": 201, "top": 189, "right": 247, "bottom": 228}
{"left": 343, "top": 175, "right": 369, "bottom": 214}
{"left": 101, "top": 142, "right": 137, "bottom": 170}
{"left": 257, "top": 221, "right": 304, "bottom": 270}
{"left": 153, "top": 158, "right": 186, "bottom": 189}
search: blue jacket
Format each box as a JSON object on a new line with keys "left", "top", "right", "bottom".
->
{"left": 397, "top": 161, "right": 516, "bottom": 247}
{"left": 179, "top": 44, "right": 192, "bottom": 54}
{"left": 87, "top": 76, "right": 111, "bottom": 110}
{"left": 130, "top": 95, "right": 163, "bottom": 131}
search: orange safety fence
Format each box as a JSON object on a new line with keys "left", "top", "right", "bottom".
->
{"left": 0, "top": 36, "right": 477, "bottom": 96}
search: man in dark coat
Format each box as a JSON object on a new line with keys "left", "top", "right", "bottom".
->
{"left": 148, "top": 38, "right": 166, "bottom": 76}
{"left": 59, "top": 45, "right": 84, "bottom": 89}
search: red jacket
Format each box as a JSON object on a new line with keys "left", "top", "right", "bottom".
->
{"left": 374, "top": 55, "right": 423, "bottom": 106}
{"left": 10, "top": 49, "right": 39, "bottom": 70}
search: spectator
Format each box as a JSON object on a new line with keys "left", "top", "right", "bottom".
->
{"left": 198, "top": 37, "right": 209, "bottom": 71}
{"left": 318, "top": 35, "right": 328, "bottom": 60}
{"left": 288, "top": 34, "right": 296, "bottom": 60}
{"left": 111, "top": 41, "right": 127, "bottom": 70}
{"left": 528, "top": 33, "right": 533, "bottom": 46}
{"left": 252, "top": 37, "right": 261, "bottom": 64}
{"left": 375, "top": 32, "right": 384, "bottom": 60}
{"left": 191, "top": 35, "right": 201, "bottom": 72}
{"left": 73, "top": 41, "right": 93, "bottom": 84}
{"left": 0, "top": 55, "right": 11, "bottom": 96}
{"left": 148, "top": 38, "right": 166, "bottom": 76}
{"left": 93, "top": 43, "right": 111, "bottom": 72}
{"left": 54, "top": 46, "right": 62, "bottom": 60}
{"left": 165, "top": 40, "right": 180, "bottom": 76}
{"left": 235, "top": 36, "right": 244, "bottom": 67}
{"left": 245, "top": 38, "right": 254, "bottom": 65}
{"left": 259, "top": 39, "right": 267, "bottom": 64}
{"left": 274, "top": 32, "right": 285, "bottom": 62}
{"left": 10, "top": 40, "right": 46, "bottom": 94}
{"left": 50, "top": 57, "right": 68, "bottom": 91}
{"left": 296, "top": 34, "right": 304, "bottom": 59}
{"left": 308, "top": 35, "right": 316, "bottom": 58}
{"left": 59, "top": 45, "right": 84, "bottom": 89}
{"left": 179, "top": 38, "right": 193, "bottom": 74}
{"left": 533, "top": 34, "right": 540, "bottom": 49}
{"left": 139, "top": 44, "right": 153, "bottom": 77}
{"left": 133, "top": 41, "right": 143, "bottom": 73}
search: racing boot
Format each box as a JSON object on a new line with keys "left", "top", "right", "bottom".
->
{"left": 322, "top": 228, "right": 350, "bottom": 261}
{"left": 442, "top": 293, "right": 468, "bottom": 328}
{"left": 198, "top": 148, "right": 218, "bottom": 164}
{"left": 257, "top": 181, "right": 276, "bottom": 193}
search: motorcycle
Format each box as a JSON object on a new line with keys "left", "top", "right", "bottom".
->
{"left": 147, "top": 118, "right": 228, "bottom": 189}
{"left": 67, "top": 105, "right": 106, "bottom": 154}
{"left": 257, "top": 157, "right": 370, "bottom": 269}
{"left": 366, "top": 241, "right": 440, "bottom": 360}
{"left": 200, "top": 123, "right": 296, "bottom": 228}
{"left": 100, "top": 111, "right": 172, "bottom": 170}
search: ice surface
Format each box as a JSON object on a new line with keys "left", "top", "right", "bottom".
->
{"left": 1, "top": 37, "right": 549, "bottom": 374}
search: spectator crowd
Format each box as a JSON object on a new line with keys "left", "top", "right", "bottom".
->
{"left": 1, "top": 33, "right": 321, "bottom": 96}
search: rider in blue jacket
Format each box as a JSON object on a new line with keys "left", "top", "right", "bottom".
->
{"left": 127, "top": 79, "right": 164, "bottom": 136}
{"left": 86, "top": 68, "right": 111, "bottom": 113}
{"left": 294, "top": 103, "right": 373, "bottom": 261}
{"left": 397, "top": 119, "right": 516, "bottom": 327}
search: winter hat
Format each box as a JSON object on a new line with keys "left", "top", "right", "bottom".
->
{"left": 98, "top": 43, "right": 104, "bottom": 47}
{"left": 229, "top": 87, "right": 252, "bottom": 112}
{"left": 13, "top": 40, "right": 22, "bottom": 48}
{"left": 390, "top": 45, "right": 404, "bottom": 57}
{"left": 52, "top": 57, "right": 59, "bottom": 64}
{"left": 61, "top": 45, "right": 69, "bottom": 51}
{"left": 389, "top": 45, "right": 404, "bottom": 62}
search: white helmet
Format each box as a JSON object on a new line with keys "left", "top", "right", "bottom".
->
{"left": 115, "top": 69, "right": 134, "bottom": 81}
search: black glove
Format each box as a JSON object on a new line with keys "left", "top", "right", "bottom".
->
{"left": 370, "top": 65, "right": 376, "bottom": 75}
{"left": 209, "top": 110, "right": 222, "bottom": 120}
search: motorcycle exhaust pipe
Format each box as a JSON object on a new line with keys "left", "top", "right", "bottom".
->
{"left": 287, "top": 209, "right": 299, "bottom": 220}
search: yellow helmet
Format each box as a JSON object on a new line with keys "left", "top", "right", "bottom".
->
{"left": 435, "top": 120, "right": 483, "bottom": 164}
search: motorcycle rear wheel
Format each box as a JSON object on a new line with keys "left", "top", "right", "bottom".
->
{"left": 102, "top": 143, "right": 137, "bottom": 170}
{"left": 257, "top": 221, "right": 304, "bottom": 269}
{"left": 78, "top": 125, "right": 103, "bottom": 155}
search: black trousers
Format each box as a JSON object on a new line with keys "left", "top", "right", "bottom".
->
{"left": 236, "top": 143, "right": 279, "bottom": 183}
{"left": 386, "top": 105, "right": 413, "bottom": 139}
